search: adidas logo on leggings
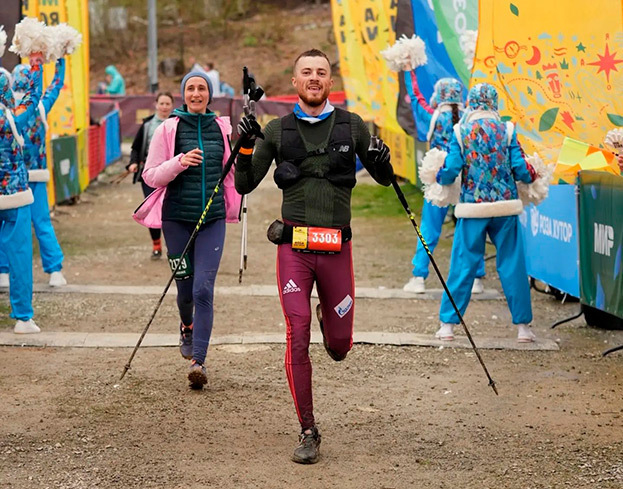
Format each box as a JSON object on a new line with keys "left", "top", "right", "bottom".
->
{"left": 282, "top": 279, "right": 301, "bottom": 294}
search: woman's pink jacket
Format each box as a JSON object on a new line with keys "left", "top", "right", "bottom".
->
{"left": 136, "top": 116, "right": 241, "bottom": 227}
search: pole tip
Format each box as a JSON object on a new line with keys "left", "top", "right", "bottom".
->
{"left": 489, "top": 380, "right": 499, "bottom": 396}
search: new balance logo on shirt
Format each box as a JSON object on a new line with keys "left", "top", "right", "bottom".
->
{"left": 282, "top": 279, "right": 301, "bottom": 295}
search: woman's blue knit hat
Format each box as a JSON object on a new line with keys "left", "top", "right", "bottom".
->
{"left": 180, "top": 71, "right": 213, "bottom": 104}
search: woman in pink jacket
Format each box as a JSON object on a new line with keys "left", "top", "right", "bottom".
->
{"left": 142, "top": 71, "right": 241, "bottom": 389}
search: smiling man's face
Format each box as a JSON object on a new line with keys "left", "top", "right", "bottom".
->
{"left": 292, "top": 56, "right": 333, "bottom": 108}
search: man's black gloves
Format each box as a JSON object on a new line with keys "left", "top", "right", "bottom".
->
{"left": 237, "top": 115, "right": 264, "bottom": 148}
{"left": 368, "top": 136, "right": 394, "bottom": 178}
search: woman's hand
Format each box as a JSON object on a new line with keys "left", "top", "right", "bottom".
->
{"left": 181, "top": 148, "right": 203, "bottom": 167}
{"left": 128, "top": 163, "right": 138, "bottom": 173}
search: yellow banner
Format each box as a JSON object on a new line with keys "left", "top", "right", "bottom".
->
{"left": 332, "top": 0, "right": 416, "bottom": 181}
{"left": 66, "top": 0, "right": 89, "bottom": 132}
{"left": 472, "top": 0, "right": 623, "bottom": 165}
{"left": 331, "top": 0, "right": 374, "bottom": 120}
{"left": 76, "top": 128, "right": 89, "bottom": 191}
{"left": 37, "top": 0, "right": 77, "bottom": 137}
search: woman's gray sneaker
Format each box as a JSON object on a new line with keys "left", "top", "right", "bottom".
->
{"left": 292, "top": 427, "right": 321, "bottom": 464}
{"left": 188, "top": 361, "right": 207, "bottom": 390}
{"left": 179, "top": 324, "right": 193, "bottom": 359}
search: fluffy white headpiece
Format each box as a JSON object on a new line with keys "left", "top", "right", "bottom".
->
{"left": 381, "top": 34, "right": 427, "bottom": 72}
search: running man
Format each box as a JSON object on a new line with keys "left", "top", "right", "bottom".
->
{"left": 235, "top": 49, "right": 394, "bottom": 464}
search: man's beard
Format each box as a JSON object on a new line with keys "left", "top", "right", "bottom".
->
{"left": 298, "top": 85, "right": 330, "bottom": 107}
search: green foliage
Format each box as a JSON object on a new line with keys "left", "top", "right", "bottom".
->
{"left": 351, "top": 182, "right": 423, "bottom": 219}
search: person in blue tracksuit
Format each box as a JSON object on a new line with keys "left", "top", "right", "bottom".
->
{"left": 435, "top": 83, "right": 537, "bottom": 343}
{"left": 0, "top": 59, "right": 67, "bottom": 288}
{"left": 0, "top": 60, "right": 43, "bottom": 333}
{"left": 403, "top": 73, "right": 485, "bottom": 294}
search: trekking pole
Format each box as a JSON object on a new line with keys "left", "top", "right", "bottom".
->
{"left": 378, "top": 141, "right": 498, "bottom": 395}
{"left": 238, "top": 194, "right": 248, "bottom": 283}
{"left": 120, "top": 67, "right": 264, "bottom": 381}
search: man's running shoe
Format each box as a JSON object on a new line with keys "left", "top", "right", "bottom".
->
{"left": 292, "top": 427, "right": 321, "bottom": 464}
{"left": 179, "top": 323, "right": 193, "bottom": 360}
{"left": 316, "top": 304, "right": 347, "bottom": 362}
{"left": 188, "top": 360, "right": 207, "bottom": 390}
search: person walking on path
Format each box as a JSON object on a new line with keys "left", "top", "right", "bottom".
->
{"left": 234, "top": 49, "right": 394, "bottom": 465}
{"left": 128, "top": 91, "right": 174, "bottom": 260}
{"left": 141, "top": 71, "right": 241, "bottom": 389}
{"left": 403, "top": 74, "right": 486, "bottom": 295}
{"left": 434, "top": 83, "right": 538, "bottom": 343}
{"left": 0, "top": 57, "right": 43, "bottom": 333}
{"left": 0, "top": 59, "right": 68, "bottom": 288}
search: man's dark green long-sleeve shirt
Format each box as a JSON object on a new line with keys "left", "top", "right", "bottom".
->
{"left": 234, "top": 110, "right": 392, "bottom": 228}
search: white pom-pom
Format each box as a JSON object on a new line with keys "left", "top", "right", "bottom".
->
{"left": 424, "top": 179, "right": 461, "bottom": 208}
{"left": 419, "top": 148, "right": 447, "bottom": 185}
{"left": 381, "top": 34, "right": 427, "bottom": 72}
{"left": 9, "top": 17, "right": 52, "bottom": 59}
{"left": 0, "top": 26, "right": 7, "bottom": 59}
{"left": 517, "top": 153, "right": 554, "bottom": 206}
{"left": 47, "top": 24, "right": 82, "bottom": 61}
{"left": 605, "top": 128, "right": 623, "bottom": 153}
{"left": 460, "top": 30, "right": 478, "bottom": 71}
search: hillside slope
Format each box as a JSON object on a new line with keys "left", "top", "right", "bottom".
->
{"left": 90, "top": 3, "right": 340, "bottom": 97}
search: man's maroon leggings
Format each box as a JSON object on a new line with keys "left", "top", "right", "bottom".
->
{"left": 276, "top": 242, "right": 355, "bottom": 430}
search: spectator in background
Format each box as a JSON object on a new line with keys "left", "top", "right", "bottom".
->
{"left": 188, "top": 56, "right": 207, "bottom": 75}
{"left": 98, "top": 65, "right": 125, "bottom": 95}
{"left": 206, "top": 62, "right": 221, "bottom": 98}
{"left": 128, "top": 91, "right": 175, "bottom": 260}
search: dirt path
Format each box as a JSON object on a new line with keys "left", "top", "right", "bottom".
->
{"left": 1, "top": 161, "right": 623, "bottom": 488}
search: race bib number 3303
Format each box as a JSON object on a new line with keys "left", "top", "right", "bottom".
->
{"left": 292, "top": 226, "right": 342, "bottom": 253}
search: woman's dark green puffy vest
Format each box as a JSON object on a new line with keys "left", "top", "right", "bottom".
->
{"left": 162, "top": 111, "right": 225, "bottom": 224}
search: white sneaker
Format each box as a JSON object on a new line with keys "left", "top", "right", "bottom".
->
{"left": 471, "top": 278, "right": 484, "bottom": 294}
{"left": 435, "top": 322, "right": 455, "bottom": 341}
{"left": 14, "top": 319, "right": 41, "bottom": 334}
{"left": 403, "top": 276, "right": 426, "bottom": 293}
{"left": 0, "top": 273, "right": 9, "bottom": 288}
{"left": 517, "top": 324, "right": 536, "bottom": 343}
{"left": 49, "top": 271, "right": 67, "bottom": 287}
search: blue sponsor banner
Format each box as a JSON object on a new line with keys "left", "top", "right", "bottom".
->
{"left": 519, "top": 184, "right": 580, "bottom": 297}
{"left": 103, "top": 110, "right": 122, "bottom": 166}
{"left": 410, "top": 0, "right": 463, "bottom": 141}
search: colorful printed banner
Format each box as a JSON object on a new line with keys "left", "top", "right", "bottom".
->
{"left": 431, "top": 0, "right": 478, "bottom": 86}
{"left": 411, "top": 0, "right": 463, "bottom": 141}
{"left": 471, "top": 0, "right": 623, "bottom": 165}
{"left": 579, "top": 171, "right": 623, "bottom": 318}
